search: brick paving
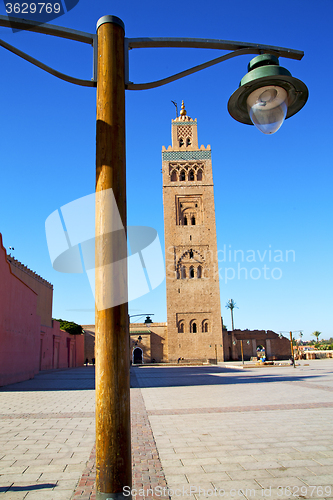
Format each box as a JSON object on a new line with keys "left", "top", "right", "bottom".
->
{"left": 1, "top": 360, "right": 333, "bottom": 499}
{"left": 71, "top": 369, "right": 169, "bottom": 500}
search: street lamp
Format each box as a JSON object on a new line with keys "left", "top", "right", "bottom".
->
{"left": 0, "top": 14, "right": 308, "bottom": 500}
{"left": 228, "top": 54, "right": 308, "bottom": 134}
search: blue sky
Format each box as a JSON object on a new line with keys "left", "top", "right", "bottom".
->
{"left": 0, "top": 0, "right": 331, "bottom": 340}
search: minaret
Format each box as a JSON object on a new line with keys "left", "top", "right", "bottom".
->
{"left": 162, "top": 101, "right": 223, "bottom": 362}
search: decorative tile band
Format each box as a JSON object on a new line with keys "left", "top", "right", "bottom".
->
{"left": 162, "top": 150, "right": 211, "bottom": 161}
{"left": 172, "top": 121, "right": 197, "bottom": 126}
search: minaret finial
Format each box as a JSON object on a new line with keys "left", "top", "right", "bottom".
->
{"left": 180, "top": 100, "right": 187, "bottom": 117}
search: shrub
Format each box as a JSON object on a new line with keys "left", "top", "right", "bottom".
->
{"left": 54, "top": 319, "right": 83, "bottom": 335}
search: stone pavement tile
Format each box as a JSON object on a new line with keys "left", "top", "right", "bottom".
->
{"left": 159, "top": 459, "right": 183, "bottom": 467}
{"left": 25, "top": 464, "right": 66, "bottom": 473}
{"left": 51, "top": 457, "right": 88, "bottom": 465}
{"left": 0, "top": 473, "right": 42, "bottom": 483}
{"left": 193, "top": 491, "right": 247, "bottom": 500}
{"left": 202, "top": 464, "right": 245, "bottom": 473}
{"left": 25, "top": 458, "right": 52, "bottom": 465}
{"left": 321, "top": 451, "right": 333, "bottom": 457}
{"left": 278, "top": 459, "right": 322, "bottom": 467}
{"left": 192, "top": 451, "right": 237, "bottom": 459}
{"left": 268, "top": 467, "right": 317, "bottom": 478}
{"left": 286, "top": 451, "right": 328, "bottom": 459}
{"left": 185, "top": 472, "right": 231, "bottom": 483}
{"left": 170, "top": 494, "right": 196, "bottom": 500}
{"left": 170, "top": 483, "right": 215, "bottom": 492}
{"left": 307, "top": 465, "right": 333, "bottom": 475}
{"left": 0, "top": 460, "right": 16, "bottom": 468}
{"left": 39, "top": 471, "right": 85, "bottom": 481}
{"left": 55, "top": 479, "right": 81, "bottom": 490}
{"left": 0, "top": 492, "right": 28, "bottom": 500}
{"left": 209, "top": 479, "right": 262, "bottom": 491}
{"left": 64, "top": 464, "right": 89, "bottom": 472}
{"left": 269, "top": 486, "right": 333, "bottom": 499}
{"left": 181, "top": 458, "right": 221, "bottom": 466}
{"left": 316, "top": 458, "right": 333, "bottom": 465}
{"left": 225, "top": 470, "right": 275, "bottom": 480}
{"left": 162, "top": 466, "right": 204, "bottom": 475}
{"left": 173, "top": 447, "right": 210, "bottom": 453}
{"left": 299, "top": 475, "right": 333, "bottom": 485}
{"left": 217, "top": 456, "right": 259, "bottom": 464}
{"left": 161, "top": 474, "right": 188, "bottom": 486}
{"left": 0, "top": 467, "right": 29, "bottom": 475}
{"left": 250, "top": 453, "right": 294, "bottom": 461}
{"left": 226, "top": 450, "right": 259, "bottom": 457}
{"left": 160, "top": 452, "right": 197, "bottom": 459}
{"left": 240, "top": 461, "right": 281, "bottom": 470}
{"left": 254, "top": 477, "right": 307, "bottom": 488}
{"left": 294, "top": 445, "right": 332, "bottom": 452}
{"left": 25, "top": 489, "right": 74, "bottom": 499}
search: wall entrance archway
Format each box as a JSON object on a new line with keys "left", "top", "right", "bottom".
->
{"left": 133, "top": 347, "right": 143, "bottom": 364}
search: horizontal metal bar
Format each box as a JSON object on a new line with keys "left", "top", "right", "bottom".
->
{"left": 0, "top": 14, "right": 95, "bottom": 45}
{"left": 127, "top": 37, "right": 304, "bottom": 60}
{"left": 0, "top": 37, "right": 96, "bottom": 87}
{"left": 126, "top": 48, "right": 267, "bottom": 90}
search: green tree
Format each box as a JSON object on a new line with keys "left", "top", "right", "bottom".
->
{"left": 225, "top": 299, "right": 238, "bottom": 331}
{"left": 312, "top": 331, "right": 322, "bottom": 343}
{"left": 54, "top": 319, "right": 83, "bottom": 335}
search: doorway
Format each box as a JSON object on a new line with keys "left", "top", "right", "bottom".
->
{"left": 133, "top": 347, "right": 143, "bottom": 364}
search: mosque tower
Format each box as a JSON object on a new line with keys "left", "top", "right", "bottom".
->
{"left": 162, "top": 101, "right": 223, "bottom": 362}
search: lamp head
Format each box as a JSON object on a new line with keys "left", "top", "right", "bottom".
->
{"left": 228, "top": 54, "right": 308, "bottom": 134}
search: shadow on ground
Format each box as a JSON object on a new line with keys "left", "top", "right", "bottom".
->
{"left": 0, "top": 366, "right": 95, "bottom": 392}
{"left": 0, "top": 365, "right": 326, "bottom": 392}
{"left": 131, "top": 365, "right": 324, "bottom": 388}
{"left": 0, "top": 484, "right": 57, "bottom": 492}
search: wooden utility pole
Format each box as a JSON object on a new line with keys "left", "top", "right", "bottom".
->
{"left": 95, "top": 16, "right": 131, "bottom": 500}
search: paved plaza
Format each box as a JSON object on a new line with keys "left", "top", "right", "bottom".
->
{"left": 0, "top": 360, "right": 333, "bottom": 499}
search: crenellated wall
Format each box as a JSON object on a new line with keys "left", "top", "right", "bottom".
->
{"left": 8, "top": 256, "right": 53, "bottom": 327}
{"left": 0, "top": 232, "right": 84, "bottom": 387}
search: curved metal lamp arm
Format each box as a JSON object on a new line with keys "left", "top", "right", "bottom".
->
{"left": 0, "top": 15, "right": 304, "bottom": 90}
{"left": 125, "top": 37, "right": 304, "bottom": 90}
{"left": 127, "top": 37, "right": 304, "bottom": 60}
{"left": 0, "top": 15, "right": 95, "bottom": 43}
{"left": 126, "top": 48, "right": 269, "bottom": 90}
{"left": 0, "top": 14, "right": 97, "bottom": 87}
{"left": 0, "top": 37, "right": 96, "bottom": 87}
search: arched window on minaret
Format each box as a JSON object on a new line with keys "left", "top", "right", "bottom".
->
{"left": 180, "top": 170, "right": 186, "bottom": 181}
{"left": 197, "top": 266, "right": 202, "bottom": 279}
{"left": 186, "top": 137, "right": 191, "bottom": 146}
{"left": 197, "top": 169, "right": 203, "bottom": 181}
{"left": 191, "top": 216, "right": 196, "bottom": 226}
{"left": 171, "top": 170, "right": 177, "bottom": 181}
{"left": 179, "top": 138, "right": 184, "bottom": 147}
{"left": 184, "top": 216, "right": 188, "bottom": 226}
{"left": 189, "top": 266, "right": 194, "bottom": 279}
{"left": 178, "top": 321, "right": 184, "bottom": 333}
{"left": 189, "top": 170, "right": 195, "bottom": 181}
{"left": 181, "top": 266, "right": 186, "bottom": 279}
{"left": 191, "top": 321, "right": 197, "bottom": 333}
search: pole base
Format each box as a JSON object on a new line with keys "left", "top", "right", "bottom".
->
{"left": 96, "top": 492, "right": 132, "bottom": 500}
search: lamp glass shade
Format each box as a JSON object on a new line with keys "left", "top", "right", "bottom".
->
{"left": 247, "top": 85, "right": 288, "bottom": 135}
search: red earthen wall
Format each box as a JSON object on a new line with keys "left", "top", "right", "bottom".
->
{"left": 0, "top": 234, "right": 40, "bottom": 386}
{"left": 0, "top": 233, "right": 84, "bottom": 387}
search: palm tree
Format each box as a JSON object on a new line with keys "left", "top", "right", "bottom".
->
{"left": 226, "top": 299, "right": 238, "bottom": 331}
{"left": 312, "top": 331, "right": 322, "bottom": 343}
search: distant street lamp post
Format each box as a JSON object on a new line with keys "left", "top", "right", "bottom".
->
{"left": 0, "top": 14, "right": 308, "bottom": 499}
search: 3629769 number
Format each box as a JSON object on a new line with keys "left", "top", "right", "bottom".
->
{"left": 5, "top": 3, "right": 61, "bottom": 14}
